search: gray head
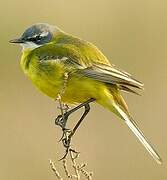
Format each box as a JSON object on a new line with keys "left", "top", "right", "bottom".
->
{"left": 10, "top": 23, "right": 59, "bottom": 50}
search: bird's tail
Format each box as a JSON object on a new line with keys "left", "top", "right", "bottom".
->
{"left": 97, "top": 88, "right": 162, "bottom": 164}
{"left": 114, "top": 104, "right": 162, "bottom": 164}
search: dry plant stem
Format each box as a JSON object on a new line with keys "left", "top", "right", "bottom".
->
{"left": 62, "top": 159, "right": 78, "bottom": 179}
{"left": 78, "top": 166, "right": 93, "bottom": 180}
{"left": 70, "top": 150, "right": 81, "bottom": 180}
{"left": 57, "top": 94, "right": 65, "bottom": 120}
{"left": 56, "top": 72, "right": 69, "bottom": 115}
{"left": 62, "top": 159, "right": 72, "bottom": 178}
{"left": 49, "top": 160, "right": 63, "bottom": 180}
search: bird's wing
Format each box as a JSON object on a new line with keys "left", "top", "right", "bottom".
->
{"left": 34, "top": 39, "right": 111, "bottom": 67}
{"left": 79, "top": 63, "right": 144, "bottom": 90}
{"left": 34, "top": 43, "right": 143, "bottom": 90}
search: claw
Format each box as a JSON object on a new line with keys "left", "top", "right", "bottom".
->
{"left": 62, "top": 138, "right": 71, "bottom": 148}
{"left": 59, "top": 146, "right": 70, "bottom": 161}
{"left": 58, "top": 128, "right": 80, "bottom": 161}
{"left": 55, "top": 112, "right": 69, "bottom": 129}
{"left": 59, "top": 147, "right": 79, "bottom": 161}
{"left": 59, "top": 128, "right": 71, "bottom": 142}
{"left": 69, "top": 149, "right": 80, "bottom": 159}
{"left": 59, "top": 137, "right": 71, "bottom": 161}
{"left": 55, "top": 115, "right": 64, "bottom": 127}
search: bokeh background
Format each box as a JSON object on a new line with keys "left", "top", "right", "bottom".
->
{"left": 0, "top": 0, "right": 167, "bottom": 179}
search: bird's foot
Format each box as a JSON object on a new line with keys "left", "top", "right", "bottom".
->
{"left": 59, "top": 128, "right": 71, "bottom": 142}
{"left": 61, "top": 129, "right": 73, "bottom": 148}
{"left": 59, "top": 129, "right": 77, "bottom": 160}
{"left": 55, "top": 111, "right": 70, "bottom": 129}
{"left": 59, "top": 139, "right": 79, "bottom": 161}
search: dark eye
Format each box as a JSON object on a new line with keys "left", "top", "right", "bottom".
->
{"left": 35, "top": 35, "right": 42, "bottom": 41}
{"left": 27, "top": 35, "right": 42, "bottom": 42}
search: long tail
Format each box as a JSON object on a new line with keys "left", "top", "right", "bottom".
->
{"left": 114, "top": 105, "right": 162, "bottom": 164}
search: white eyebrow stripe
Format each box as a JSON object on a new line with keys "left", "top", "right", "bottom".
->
{"left": 40, "top": 31, "right": 49, "bottom": 37}
{"left": 30, "top": 31, "right": 49, "bottom": 39}
{"left": 31, "top": 34, "right": 38, "bottom": 38}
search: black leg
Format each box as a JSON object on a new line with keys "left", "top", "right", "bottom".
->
{"left": 60, "top": 102, "right": 92, "bottom": 160}
{"left": 62, "top": 102, "right": 92, "bottom": 148}
{"left": 69, "top": 103, "right": 90, "bottom": 138}
{"left": 55, "top": 98, "right": 95, "bottom": 129}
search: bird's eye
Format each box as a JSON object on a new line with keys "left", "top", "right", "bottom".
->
{"left": 27, "top": 35, "right": 42, "bottom": 42}
{"left": 35, "top": 35, "right": 42, "bottom": 41}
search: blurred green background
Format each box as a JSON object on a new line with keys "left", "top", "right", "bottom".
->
{"left": 0, "top": 0, "right": 167, "bottom": 179}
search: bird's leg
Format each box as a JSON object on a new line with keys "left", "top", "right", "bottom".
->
{"left": 67, "top": 103, "right": 90, "bottom": 140}
{"left": 61, "top": 102, "right": 93, "bottom": 153}
{"left": 59, "top": 102, "right": 92, "bottom": 160}
{"left": 55, "top": 98, "right": 95, "bottom": 130}
{"left": 55, "top": 98, "right": 95, "bottom": 159}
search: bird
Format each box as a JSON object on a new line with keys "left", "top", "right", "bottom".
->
{"left": 10, "top": 23, "right": 162, "bottom": 164}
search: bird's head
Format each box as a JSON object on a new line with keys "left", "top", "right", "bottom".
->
{"left": 10, "top": 23, "right": 59, "bottom": 50}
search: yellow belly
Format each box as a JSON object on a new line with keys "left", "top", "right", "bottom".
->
{"left": 61, "top": 76, "right": 107, "bottom": 104}
{"left": 29, "top": 69, "right": 108, "bottom": 105}
{"left": 26, "top": 64, "right": 108, "bottom": 105}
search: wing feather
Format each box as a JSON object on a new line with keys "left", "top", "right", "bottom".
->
{"left": 79, "top": 63, "right": 144, "bottom": 90}
{"left": 34, "top": 43, "right": 143, "bottom": 92}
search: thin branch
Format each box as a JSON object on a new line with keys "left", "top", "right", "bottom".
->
{"left": 77, "top": 164, "right": 93, "bottom": 180}
{"left": 57, "top": 94, "right": 65, "bottom": 120}
{"left": 62, "top": 159, "right": 72, "bottom": 178}
{"left": 49, "top": 160, "right": 63, "bottom": 180}
{"left": 62, "top": 159, "right": 77, "bottom": 179}
{"left": 70, "top": 150, "right": 81, "bottom": 180}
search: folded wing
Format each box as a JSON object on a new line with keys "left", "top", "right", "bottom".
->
{"left": 79, "top": 63, "right": 144, "bottom": 92}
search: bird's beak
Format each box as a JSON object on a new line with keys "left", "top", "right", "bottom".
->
{"left": 9, "top": 38, "right": 25, "bottom": 44}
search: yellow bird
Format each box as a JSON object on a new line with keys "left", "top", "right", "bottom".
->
{"left": 10, "top": 23, "right": 162, "bottom": 164}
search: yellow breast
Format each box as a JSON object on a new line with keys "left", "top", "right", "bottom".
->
{"left": 20, "top": 49, "right": 64, "bottom": 99}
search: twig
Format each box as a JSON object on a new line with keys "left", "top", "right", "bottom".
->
{"left": 49, "top": 160, "right": 63, "bottom": 180}
{"left": 57, "top": 94, "right": 65, "bottom": 120}
{"left": 62, "top": 159, "right": 72, "bottom": 178}
{"left": 77, "top": 164, "right": 93, "bottom": 180}
{"left": 70, "top": 150, "right": 81, "bottom": 180}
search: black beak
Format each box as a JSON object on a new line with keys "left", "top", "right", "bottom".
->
{"left": 9, "top": 38, "right": 25, "bottom": 44}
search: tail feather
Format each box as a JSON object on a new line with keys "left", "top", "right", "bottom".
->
{"left": 115, "top": 105, "right": 162, "bottom": 164}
